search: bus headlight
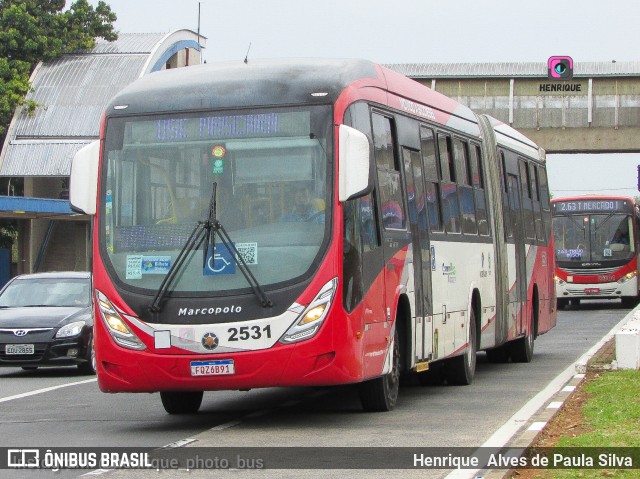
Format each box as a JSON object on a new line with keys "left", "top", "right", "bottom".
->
{"left": 554, "top": 275, "right": 565, "bottom": 285}
{"left": 618, "top": 271, "right": 637, "bottom": 284}
{"left": 96, "top": 290, "right": 146, "bottom": 351}
{"left": 280, "top": 278, "right": 338, "bottom": 344}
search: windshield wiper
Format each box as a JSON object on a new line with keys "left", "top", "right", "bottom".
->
{"left": 204, "top": 183, "right": 272, "bottom": 308}
{"left": 148, "top": 182, "right": 272, "bottom": 314}
{"left": 148, "top": 221, "right": 208, "bottom": 313}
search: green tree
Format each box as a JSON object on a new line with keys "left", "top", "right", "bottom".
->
{"left": 0, "top": 0, "right": 117, "bottom": 143}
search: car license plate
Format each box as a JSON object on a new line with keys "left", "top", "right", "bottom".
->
{"left": 6, "top": 344, "right": 35, "bottom": 355}
{"left": 584, "top": 288, "right": 601, "bottom": 295}
{"left": 190, "top": 359, "right": 235, "bottom": 376}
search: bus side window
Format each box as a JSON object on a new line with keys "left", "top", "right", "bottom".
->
{"left": 538, "top": 165, "right": 551, "bottom": 243}
{"left": 500, "top": 150, "right": 513, "bottom": 239}
{"left": 454, "top": 138, "right": 477, "bottom": 235}
{"left": 420, "top": 126, "right": 443, "bottom": 233}
{"left": 438, "top": 133, "right": 461, "bottom": 234}
{"left": 343, "top": 199, "right": 363, "bottom": 312}
{"left": 530, "top": 163, "right": 544, "bottom": 242}
{"left": 471, "top": 143, "right": 490, "bottom": 236}
{"left": 519, "top": 159, "right": 536, "bottom": 240}
{"left": 372, "top": 113, "right": 406, "bottom": 230}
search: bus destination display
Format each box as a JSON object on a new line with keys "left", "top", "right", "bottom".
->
{"left": 552, "top": 199, "right": 629, "bottom": 214}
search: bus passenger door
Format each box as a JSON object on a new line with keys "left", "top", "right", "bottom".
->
{"left": 402, "top": 147, "right": 433, "bottom": 362}
{"left": 507, "top": 174, "right": 528, "bottom": 336}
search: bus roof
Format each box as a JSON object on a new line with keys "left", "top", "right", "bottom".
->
{"left": 106, "top": 58, "right": 378, "bottom": 116}
{"left": 105, "top": 58, "right": 478, "bottom": 125}
{"left": 482, "top": 115, "right": 543, "bottom": 161}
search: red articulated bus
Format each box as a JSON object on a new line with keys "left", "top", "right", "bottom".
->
{"left": 552, "top": 195, "right": 640, "bottom": 308}
{"left": 70, "top": 59, "right": 556, "bottom": 414}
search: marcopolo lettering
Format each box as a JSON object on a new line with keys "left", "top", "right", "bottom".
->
{"left": 178, "top": 305, "right": 242, "bottom": 317}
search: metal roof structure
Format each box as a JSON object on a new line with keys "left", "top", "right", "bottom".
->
{"left": 0, "top": 30, "right": 205, "bottom": 177}
{"left": 386, "top": 61, "right": 640, "bottom": 79}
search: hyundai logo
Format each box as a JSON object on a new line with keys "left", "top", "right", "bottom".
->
{"left": 13, "top": 330, "right": 28, "bottom": 337}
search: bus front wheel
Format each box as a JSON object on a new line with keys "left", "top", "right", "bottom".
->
{"left": 160, "top": 391, "right": 203, "bottom": 414}
{"left": 359, "top": 328, "right": 400, "bottom": 412}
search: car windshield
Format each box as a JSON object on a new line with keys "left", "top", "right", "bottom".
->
{"left": 101, "top": 105, "right": 332, "bottom": 294}
{"left": 0, "top": 277, "right": 91, "bottom": 308}
{"left": 553, "top": 213, "right": 635, "bottom": 263}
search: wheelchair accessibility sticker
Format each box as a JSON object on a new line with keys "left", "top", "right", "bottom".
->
{"left": 204, "top": 244, "right": 236, "bottom": 275}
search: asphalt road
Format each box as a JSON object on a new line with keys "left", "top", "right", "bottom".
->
{"left": 0, "top": 299, "right": 631, "bottom": 479}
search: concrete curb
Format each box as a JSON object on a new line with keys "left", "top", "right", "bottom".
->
{"left": 464, "top": 305, "right": 639, "bottom": 479}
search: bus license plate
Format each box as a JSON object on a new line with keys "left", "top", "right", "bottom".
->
{"left": 6, "top": 344, "right": 35, "bottom": 355}
{"left": 190, "top": 359, "right": 235, "bottom": 376}
{"left": 584, "top": 288, "right": 600, "bottom": 295}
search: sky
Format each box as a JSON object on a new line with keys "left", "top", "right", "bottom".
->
{"left": 88, "top": 0, "right": 640, "bottom": 199}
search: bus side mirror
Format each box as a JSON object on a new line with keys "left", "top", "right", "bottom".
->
{"left": 338, "top": 124, "right": 371, "bottom": 202}
{"left": 70, "top": 140, "right": 100, "bottom": 215}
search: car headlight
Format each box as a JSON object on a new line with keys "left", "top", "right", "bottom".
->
{"left": 56, "top": 321, "right": 86, "bottom": 338}
{"left": 96, "top": 290, "right": 146, "bottom": 350}
{"left": 280, "top": 278, "right": 338, "bottom": 344}
{"left": 618, "top": 271, "right": 637, "bottom": 284}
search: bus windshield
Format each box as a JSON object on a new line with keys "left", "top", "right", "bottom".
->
{"left": 553, "top": 213, "right": 635, "bottom": 263}
{"left": 101, "top": 106, "right": 332, "bottom": 294}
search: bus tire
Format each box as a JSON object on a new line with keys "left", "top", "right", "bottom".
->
{"left": 509, "top": 331, "right": 534, "bottom": 363}
{"left": 557, "top": 298, "right": 568, "bottom": 310}
{"left": 359, "top": 327, "right": 400, "bottom": 412}
{"left": 445, "top": 310, "right": 477, "bottom": 385}
{"left": 160, "top": 391, "right": 203, "bottom": 414}
{"left": 510, "top": 323, "right": 535, "bottom": 363}
{"left": 511, "top": 299, "right": 537, "bottom": 363}
{"left": 621, "top": 296, "right": 638, "bottom": 308}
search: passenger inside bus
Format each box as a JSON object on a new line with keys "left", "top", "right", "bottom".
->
{"left": 280, "top": 186, "right": 325, "bottom": 223}
{"left": 611, "top": 228, "right": 629, "bottom": 245}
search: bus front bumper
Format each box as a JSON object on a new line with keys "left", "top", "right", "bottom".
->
{"left": 556, "top": 276, "right": 638, "bottom": 300}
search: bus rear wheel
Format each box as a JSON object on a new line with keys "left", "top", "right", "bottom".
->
{"left": 160, "top": 391, "right": 203, "bottom": 414}
{"left": 359, "top": 328, "right": 400, "bottom": 412}
{"left": 510, "top": 328, "right": 534, "bottom": 363}
{"left": 445, "top": 310, "right": 477, "bottom": 385}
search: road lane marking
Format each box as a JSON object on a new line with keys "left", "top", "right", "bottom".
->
{"left": 0, "top": 378, "right": 97, "bottom": 403}
{"left": 162, "top": 439, "right": 197, "bottom": 448}
{"left": 210, "top": 420, "right": 242, "bottom": 430}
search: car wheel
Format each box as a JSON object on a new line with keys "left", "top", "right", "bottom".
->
{"left": 78, "top": 335, "right": 96, "bottom": 375}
